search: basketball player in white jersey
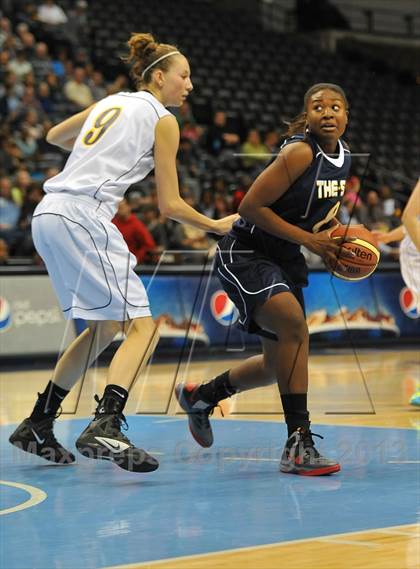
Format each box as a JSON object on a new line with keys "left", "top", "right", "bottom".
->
{"left": 374, "top": 177, "right": 420, "bottom": 406}
{"left": 9, "top": 33, "right": 238, "bottom": 472}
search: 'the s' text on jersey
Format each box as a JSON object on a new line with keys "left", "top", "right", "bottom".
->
{"left": 231, "top": 132, "right": 351, "bottom": 261}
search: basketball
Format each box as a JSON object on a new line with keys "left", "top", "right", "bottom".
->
{"left": 330, "top": 225, "right": 380, "bottom": 281}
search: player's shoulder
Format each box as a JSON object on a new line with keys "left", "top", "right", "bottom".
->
{"left": 279, "top": 137, "right": 314, "bottom": 165}
{"left": 110, "top": 91, "right": 166, "bottom": 116}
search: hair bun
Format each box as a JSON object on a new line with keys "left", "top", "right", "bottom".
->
{"left": 128, "top": 32, "right": 158, "bottom": 61}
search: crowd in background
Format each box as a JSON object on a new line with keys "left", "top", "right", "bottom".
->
{"left": 0, "top": 1, "right": 409, "bottom": 267}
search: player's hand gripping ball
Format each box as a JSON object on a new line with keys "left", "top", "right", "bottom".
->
{"left": 330, "top": 225, "right": 380, "bottom": 281}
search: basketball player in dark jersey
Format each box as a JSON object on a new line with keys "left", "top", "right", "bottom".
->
{"left": 177, "top": 83, "right": 353, "bottom": 476}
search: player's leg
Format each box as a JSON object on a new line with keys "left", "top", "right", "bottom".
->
{"left": 175, "top": 337, "right": 279, "bottom": 447}
{"left": 254, "top": 293, "right": 340, "bottom": 475}
{"left": 9, "top": 320, "right": 121, "bottom": 464}
{"left": 75, "top": 316, "right": 160, "bottom": 473}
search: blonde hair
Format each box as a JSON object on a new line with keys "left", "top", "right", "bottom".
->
{"left": 124, "top": 32, "right": 181, "bottom": 88}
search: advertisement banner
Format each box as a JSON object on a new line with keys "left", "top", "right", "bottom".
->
{"left": 137, "top": 269, "right": 419, "bottom": 350}
{"left": 0, "top": 275, "right": 76, "bottom": 356}
{"left": 1, "top": 269, "right": 417, "bottom": 357}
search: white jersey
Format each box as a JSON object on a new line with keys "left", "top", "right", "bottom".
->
{"left": 44, "top": 91, "right": 171, "bottom": 218}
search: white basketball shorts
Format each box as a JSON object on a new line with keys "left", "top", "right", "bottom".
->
{"left": 32, "top": 193, "right": 151, "bottom": 321}
{"left": 400, "top": 235, "right": 420, "bottom": 295}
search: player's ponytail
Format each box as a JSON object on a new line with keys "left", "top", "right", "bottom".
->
{"left": 124, "top": 32, "right": 180, "bottom": 88}
{"left": 284, "top": 112, "right": 307, "bottom": 137}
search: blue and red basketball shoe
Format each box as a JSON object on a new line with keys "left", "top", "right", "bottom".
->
{"left": 280, "top": 428, "right": 340, "bottom": 476}
{"left": 175, "top": 383, "right": 216, "bottom": 448}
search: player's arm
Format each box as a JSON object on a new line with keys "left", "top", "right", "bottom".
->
{"left": 154, "top": 115, "right": 238, "bottom": 235}
{"left": 238, "top": 142, "right": 352, "bottom": 267}
{"left": 238, "top": 142, "right": 314, "bottom": 244}
{"left": 402, "top": 178, "right": 420, "bottom": 252}
{"left": 372, "top": 225, "right": 405, "bottom": 244}
{"left": 46, "top": 104, "right": 96, "bottom": 150}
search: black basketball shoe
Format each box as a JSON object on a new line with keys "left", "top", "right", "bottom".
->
{"left": 280, "top": 427, "right": 340, "bottom": 476}
{"left": 9, "top": 415, "right": 75, "bottom": 464}
{"left": 75, "top": 395, "right": 159, "bottom": 473}
{"left": 175, "top": 383, "right": 217, "bottom": 448}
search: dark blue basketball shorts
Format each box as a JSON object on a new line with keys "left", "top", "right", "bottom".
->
{"left": 215, "top": 235, "right": 308, "bottom": 340}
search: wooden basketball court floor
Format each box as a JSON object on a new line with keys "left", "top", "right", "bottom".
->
{"left": 1, "top": 347, "right": 419, "bottom": 569}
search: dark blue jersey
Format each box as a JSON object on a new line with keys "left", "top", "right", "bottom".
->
{"left": 230, "top": 132, "right": 351, "bottom": 261}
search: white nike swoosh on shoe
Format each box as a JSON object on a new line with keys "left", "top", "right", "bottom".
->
{"left": 31, "top": 429, "right": 46, "bottom": 444}
{"left": 94, "top": 436, "right": 130, "bottom": 453}
{"left": 111, "top": 388, "right": 126, "bottom": 398}
{"left": 56, "top": 394, "right": 65, "bottom": 400}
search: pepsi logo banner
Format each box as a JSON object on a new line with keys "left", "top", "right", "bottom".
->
{"left": 210, "top": 291, "right": 239, "bottom": 326}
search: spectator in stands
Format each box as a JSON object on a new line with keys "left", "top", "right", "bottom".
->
{"left": 15, "top": 183, "right": 44, "bottom": 256}
{"left": 0, "top": 175, "right": 20, "bottom": 247}
{"left": 240, "top": 128, "right": 269, "bottom": 169}
{"left": 24, "top": 109, "right": 45, "bottom": 141}
{"left": 89, "top": 70, "right": 107, "bottom": 101}
{"left": 37, "top": 0, "right": 68, "bottom": 26}
{"left": 365, "top": 190, "right": 385, "bottom": 227}
{"left": 171, "top": 189, "right": 216, "bottom": 261}
{"left": 64, "top": 66, "right": 93, "bottom": 109}
{"left": 15, "top": 22, "right": 29, "bottom": 44}
{"left": 113, "top": 198, "right": 156, "bottom": 265}
{"left": 107, "top": 73, "right": 129, "bottom": 95}
{"left": 141, "top": 204, "right": 170, "bottom": 252}
{"left": 200, "top": 189, "right": 216, "bottom": 218}
{"left": 37, "top": 81, "right": 55, "bottom": 115}
{"left": 339, "top": 192, "right": 368, "bottom": 226}
{"left": 45, "top": 70, "right": 61, "bottom": 100}
{"left": 171, "top": 222, "right": 215, "bottom": 262}
{"left": 20, "top": 30, "right": 36, "bottom": 59}
{"left": 44, "top": 166, "right": 60, "bottom": 180}
{"left": 51, "top": 47, "right": 67, "bottom": 78}
{"left": 12, "top": 168, "right": 32, "bottom": 206}
{"left": 0, "top": 17, "right": 12, "bottom": 48}
{"left": 31, "top": 42, "right": 53, "bottom": 82}
{"left": 232, "top": 173, "right": 253, "bottom": 211}
{"left": 0, "top": 134, "right": 22, "bottom": 173}
{"left": 264, "top": 129, "right": 280, "bottom": 154}
{"left": 0, "top": 83, "right": 23, "bottom": 121}
{"left": 214, "top": 193, "right": 231, "bottom": 219}
{"left": 174, "top": 101, "right": 202, "bottom": 143}
{"left": 378, "top": 184, "right": 396, "bottom": 218}
{"left": 13, "top": 123, "right": 38, "bottom": 161}
{"left": 174, "top": 101, "right": 195, "bottom": 130}
{"left": 8, "top": 48, "right": 33, "bottom": 82}
{"left": 205, "top": 110, "right": 240, "bottom": 156}
{"left": 0, "top": 50, "right": 11, "bottom": 84}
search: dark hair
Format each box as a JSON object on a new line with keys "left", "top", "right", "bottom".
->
{"left": 123, "top": 32, "right": 180, "bottom": 88}
{"left": 284, "top": 83, "right": 349, "bottom": 137}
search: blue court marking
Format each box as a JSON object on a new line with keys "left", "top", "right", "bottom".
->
{"left": 1, "top": 417, "right": 418, "bottom": 569}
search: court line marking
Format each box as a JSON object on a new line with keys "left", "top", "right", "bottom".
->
{"left": 320, "top": 537, "right": 380, "bottom": 548}
{"left": 388, "top": 460, "right": 420, "bottom": 464}
{"left": 224, "top": 457, "right": 278, "bottom": 462}
{"left": 102, "top": 523, "right": 419, "bottom": 569}
{"left": 153, "top": 419, "right": 186, "bottom": 424}
{"left": 379, "top": 528, "right": 419, "bottom": 537}
{"left": 0, "top": 480, "right": 47, "bottom": 516}
{"left": 1, "top": 417, "right": 416, "bottom": 433}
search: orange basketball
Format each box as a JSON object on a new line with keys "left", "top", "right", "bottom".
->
{"left": 330, "top": 225, "right": 380, "bottom": 281}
